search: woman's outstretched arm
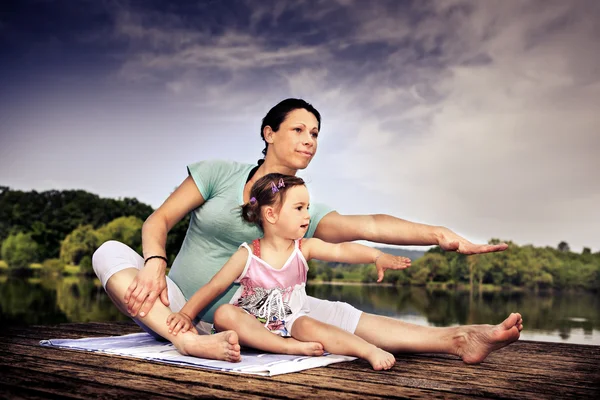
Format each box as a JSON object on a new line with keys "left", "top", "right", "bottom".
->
{"left": 313, "top": 212, "right": 507, "bottom": 254}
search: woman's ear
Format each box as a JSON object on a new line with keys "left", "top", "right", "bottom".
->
{"left": 263, "top": 126, "right": 274, "bottom": 144}
{"left": 263, "top": 205, "right": 278, "bottom": 224}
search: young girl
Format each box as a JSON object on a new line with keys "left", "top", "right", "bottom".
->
{"left": 166, "top": 173, "right": 412, "bottom": 370}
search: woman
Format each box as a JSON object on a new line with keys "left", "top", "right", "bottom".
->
{"left": 92, "top": 98, "right": 523, "bottom": 363}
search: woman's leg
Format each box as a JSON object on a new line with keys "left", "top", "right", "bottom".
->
{"left": 306, "top": 296, "right": 523, "bottom": 364}
{"left": 353, "top": 312, "right": 523, "bottom": 364}
{"left": 92, "top": 241, "right": 241, "bottom": 362}
{"left": 213, "top": 305, "right": 323, "bottom": 356}
{"left": 291, "top": 316, "right": 395, "bottom": 371}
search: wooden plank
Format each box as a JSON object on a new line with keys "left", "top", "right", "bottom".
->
{"left": 0, "top": 344, "right": 415, "bottom": 399}
{"left": 0, "top": 366, "right": 180, "bottom": 399}
{"left": 305, "top": 358, "right": 598, "bottom": 398}
{"left": 3, "top": 322, "right": 599, "bottom": 400}
{"left": 329, "top": 353, "right": 600, "bottom": 384}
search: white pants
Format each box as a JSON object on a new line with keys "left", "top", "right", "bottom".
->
{"left": 92, "top": 240, "right": 362, "bottom": 338}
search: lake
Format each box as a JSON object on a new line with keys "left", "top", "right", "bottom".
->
{"left": 1, "top": 275, "right": 599, "bottom": 345}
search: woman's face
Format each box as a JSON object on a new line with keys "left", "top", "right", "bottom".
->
{"left": 265, "top": 108, "right": 320, "bottom": 170}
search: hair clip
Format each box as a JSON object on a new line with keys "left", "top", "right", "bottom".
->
{"left": 249, "top": 197, "right": 257, "bottom": 204}
{"left": 277, "top": 178, "right": 285, "bottom": 188}
{"left": 271, "top": 182, "right": 279, "bottom": 193}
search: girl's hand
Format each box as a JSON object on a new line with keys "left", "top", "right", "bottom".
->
{"left": 124, "top": 258, "right": 170, "bottom": 317}
{"left": 166, "top": 312, "right": 197, "bottom": 336}
{"left": 435, "top": 227, "right": 508, "bottom": 255}
{"left": 375, "top": 254, "right": 411, "bottom": 283}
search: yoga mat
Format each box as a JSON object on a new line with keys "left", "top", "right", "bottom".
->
{"left": 40, "top": 332, "right": 356, "bottom": 376}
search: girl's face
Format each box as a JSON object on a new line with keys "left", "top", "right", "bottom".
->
{"left": 265, "top": 108, "right": 319, "bottom": 171}
{"left": 273, "top": 185, "right": 311, "bottom": 239}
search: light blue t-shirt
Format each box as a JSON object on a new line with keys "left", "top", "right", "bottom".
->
{"left": 167, "top": 159, "right": 333, "bottom": 323}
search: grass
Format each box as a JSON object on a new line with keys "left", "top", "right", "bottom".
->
{"left": 0, "top": 260, "right": 7, "bottom": 270}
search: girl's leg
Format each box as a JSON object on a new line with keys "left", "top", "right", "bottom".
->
{"left": 291, "top": 316, "right": 395, "bottom": 371}
{"left": 93, "top": 241, "right": 241, "bottom": 362}
{"left": 353, "top": 312, "right": 523, "bottom": 364}
{"left": 213, "top": 305, "right": 323, "bottom": 356}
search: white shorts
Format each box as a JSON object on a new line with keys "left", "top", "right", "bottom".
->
{"left": 92, "top": 240, "right": 362, "bottom": 338}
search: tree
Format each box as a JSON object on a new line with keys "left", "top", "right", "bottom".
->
{"left": 60, "top": 225, "right": 100, "bottom": 266}
{"left": 557, "top": 241, "right": 570, "bottom": 252}
{"left": 1, "top": 232, "right": 39, "bottom": 269}
{"left": 96, "top": 216, "right": 144, "bottom": 254}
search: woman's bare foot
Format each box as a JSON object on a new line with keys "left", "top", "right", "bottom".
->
{"left": 454, "top": 312, "right": 523, "bottom": 364}
{"left": 284, "top": 338, "right": 324, "bottom": 356}
{"left": 176, "top": 330, "right": 241, "bottom": 362}
{"left": 364, "top": 345, "right": 395, "bottom": 371}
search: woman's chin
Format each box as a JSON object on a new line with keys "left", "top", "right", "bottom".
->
{"left": 294, "top": 159, "right": 312, "bottom": 170}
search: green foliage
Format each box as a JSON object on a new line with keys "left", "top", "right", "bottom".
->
{"left": 1, "top": 232, "right": 39, "bottom": 269}
{"left": 557, "top": 241, "right": 570, "bottom": 252}
{"left": 0, "top": 187, "right": 153, "bottom": 260}
{"left": 322, "top": 265, "right": 334, "bottom": 282}
{"left": 60, "top": 225, "right": 100, "bottom": 267}
{"left": 96, "top": 216, "right": 144, "bottom": 254}
{"left": 42, "top": 258, "right": 65, "bottom": 275}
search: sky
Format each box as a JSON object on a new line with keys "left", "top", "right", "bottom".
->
{"left": 1, "top": 0, "right": 599, "bottom": 252}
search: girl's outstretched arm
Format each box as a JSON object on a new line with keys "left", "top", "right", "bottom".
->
{"left": 313, "top": 212, "right": 507, "bottom": 255}
{"left": 167, "top": 247, "right": 247, "bottom": 334}
{"left": 302, "top": 238, "right": 410, "bottom": 282}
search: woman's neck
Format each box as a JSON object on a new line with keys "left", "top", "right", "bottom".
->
{"left": 244, "top": 158, "right": 298, "bottom": 202}
{"left": 253, "top": 158, "right": 297, "bottom": 182}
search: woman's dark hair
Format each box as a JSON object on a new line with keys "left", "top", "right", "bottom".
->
{"left": 241, "top": 173, "right": 306, "bottom": 230}
{"left": 258, "top": 98, "right": 321, "bottom": 166}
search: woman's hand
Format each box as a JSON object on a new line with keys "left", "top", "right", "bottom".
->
{"left": 166, "top": 312, "right": 197, "bottom": 336}
{"left": 375, "top": 254, "right": 411, "bottom": 283}
{"left": 435, "top": 227, "right": 508, "bottom": 254}
{"left": 124, "top": 258, "right": 170, "bottom": 317}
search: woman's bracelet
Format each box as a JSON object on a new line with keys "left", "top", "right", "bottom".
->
{"left": 144, "top": 255, "right": 168, "bottom": 266}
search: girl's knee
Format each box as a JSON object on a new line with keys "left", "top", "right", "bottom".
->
{"left": 213, "top": 304, "right": 239, "bottom": 329}
{"left": 293, "top": 316, "right": 317, "bottom": 331}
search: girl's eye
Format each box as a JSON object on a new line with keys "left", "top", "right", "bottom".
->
{"left": 294, "top": 127, "right": 302, "bottom": 133}
{"left": 296, "top": 206, "right": 302, "bottom": 210}
{"left": 311, "top": 132, "right": 319, "bottom": 138}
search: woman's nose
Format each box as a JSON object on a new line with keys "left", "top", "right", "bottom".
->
{"left": 303, "top": 133, "right": 314, "bottom": 146}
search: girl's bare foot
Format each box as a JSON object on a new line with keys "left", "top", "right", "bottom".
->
{"left": 364, "top": 345, "right": 395, "bottom": 371}
{"left": 176, "top": 330, "right": 241, "bottom": 362}
{"left": 284, "top": 338, "right": 324, "bottom": 356}
{"left": 454, "top": 312, "right": 522, "bottom": 364}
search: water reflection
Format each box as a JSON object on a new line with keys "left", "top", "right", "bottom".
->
{"left": 306, "top": 284, "right": 600, "bottom": 345}
{"left": 1, "top": 276, "right": 598, "bottom": 345}
{"left": 0, "top": 275, "right": 128, "bottom": 329}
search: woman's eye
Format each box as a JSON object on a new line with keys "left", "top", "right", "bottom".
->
{"left": 311, "top": 133, "right": 319, "bottom": 138}
{"left": 295, "top": 127, "right": 302, "bottom": 133}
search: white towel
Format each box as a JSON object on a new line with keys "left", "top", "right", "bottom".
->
{"left": 40, "top": 332, "right": 356, "bottom": 376}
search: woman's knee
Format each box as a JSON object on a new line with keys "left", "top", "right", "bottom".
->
{"left": 92, "top": 240, "right": 138, "bottom": 286}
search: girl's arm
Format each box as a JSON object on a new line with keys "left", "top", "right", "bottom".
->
{"left": 126, "top": 176, "right": 206, "bottom": 317}
{"left": 302, "top": 238, "right": 382, "bottom": 264}
{"left": 313, "top": 212, "right": 507, "bottom": 255}
{"left": 178, "top": 247, "right": 248, "bottom": 320}
{"left": 302, "top": 238, "right": 411, "bottom": 282}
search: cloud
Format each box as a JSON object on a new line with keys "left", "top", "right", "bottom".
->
{"left": 3, "top": 0, "right": 598, "bottom": 251}
{"left": 325, "top": 0, "right": 600, "bottom": 250}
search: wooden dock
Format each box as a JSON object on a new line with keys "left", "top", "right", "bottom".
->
{"left": 1, "top": 321, "right": 598, "bottom": 399}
